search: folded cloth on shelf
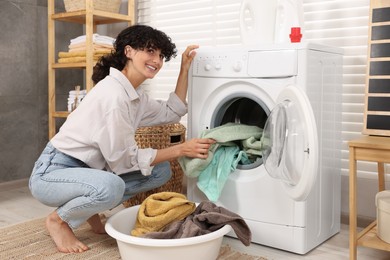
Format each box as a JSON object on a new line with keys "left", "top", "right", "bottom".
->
{"left": 58, "top": 50, "right": 112, "bottom": 58}
{"left": 68, "top": 42, "right": 114, "bottom": 51}
{"left": 142, "top": 201, "right": 252, "bottom": 246}
{"left": 70, "top": 33, "right": 115, "bottom": 46}
{"left": 131, "top": 192, "right": 196, "bottom": 237}
{"left": 57, "top": 57, "right": 100, "bottom": 63}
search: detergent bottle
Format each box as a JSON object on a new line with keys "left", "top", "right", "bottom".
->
{"left": 274, "top": 0, "right": 305, "bottom": 43}
{"left": 239, "top": 0, "right": 278, "bottom": 45}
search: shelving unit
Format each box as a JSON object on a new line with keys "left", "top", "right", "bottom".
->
{"left": 47, "top": 0, "right": 134, "bottom": 138}
{"left": 349, "top": 135, "right": 390, "bottom": 259}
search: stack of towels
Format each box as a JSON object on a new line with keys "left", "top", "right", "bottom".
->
{"left": 131, "top": 192, "right": 252, "bottom": 246}
{"left": 58, "top": 34, "right": 115, "bottom": 63}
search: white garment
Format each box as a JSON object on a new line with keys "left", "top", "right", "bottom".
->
{"left": 51, "top": 67, "right": 187, "bottom": 176}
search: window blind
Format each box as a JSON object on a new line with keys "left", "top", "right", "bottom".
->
{"left": 137, "top": 0, "right": 373, "bottom": 178}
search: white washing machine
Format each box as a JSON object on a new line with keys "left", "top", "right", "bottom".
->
{"left": 186, "top": 42, "right": 343, "bottom": 254}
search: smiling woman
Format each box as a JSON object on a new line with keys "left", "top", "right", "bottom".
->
{"left": 28, "top": 24, "right": 218, "bottom": 254}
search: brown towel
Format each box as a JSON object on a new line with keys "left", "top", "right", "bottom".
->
{"left": 142, "top": 201, "right": 252, "bottom": 246}
{"left": 131, "top": 192, "right": 196, "bottom": 237}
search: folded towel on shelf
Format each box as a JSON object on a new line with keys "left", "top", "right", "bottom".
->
{"left": 131, "top": 192, "right": 196, "bottom": 237}
{"left": 68, "top": 42, "right": 114, "bottom": 51}
{"left": 58, "top": 50, "right": 112, "bottom": 58}
{"left": 70, "top": 33, "right": 115, "bottom": 46}
{"left": 142, "top": 201, "right": 252, "bottom": 246}
{"left": 57, "top": 56, "right": 100, "bottom": 63}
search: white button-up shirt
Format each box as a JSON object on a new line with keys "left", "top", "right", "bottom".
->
{"left": 51, "top": 67, "right": 187, "bottom": 176}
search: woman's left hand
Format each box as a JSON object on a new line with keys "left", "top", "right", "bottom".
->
{"left": 181, "top": 45, "right": 199, "bottom": 72}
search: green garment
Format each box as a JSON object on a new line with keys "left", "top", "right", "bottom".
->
{"left": 197, "top": 145, "right": 250, "bottom": 202}
{"left": 178, "top": 123, "right": 263, "bottom": 201}
{"left": 179, "top": 123, "right": 263, "bottom": 178}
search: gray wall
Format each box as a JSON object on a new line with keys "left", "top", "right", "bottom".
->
{"left": 0, "top": 0, "right": 82, "bottom": 183}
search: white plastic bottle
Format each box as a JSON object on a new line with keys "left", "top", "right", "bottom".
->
{"left": 274, "top": 0, "right": 305, "bottom": 43}
{"left": 239, "top": 0, "right": 278, "bottom": 45}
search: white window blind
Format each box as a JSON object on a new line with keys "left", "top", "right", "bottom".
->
{"left": 137, "top": 0, "right": 374, "bottom": 178}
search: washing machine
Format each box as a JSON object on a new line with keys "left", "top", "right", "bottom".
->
{"left": 186, "top": 42, "right": 343, "bottom": 254}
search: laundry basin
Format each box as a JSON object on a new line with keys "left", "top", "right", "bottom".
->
{"left": 105, "top": 205, "right": 232, "bottom": 260}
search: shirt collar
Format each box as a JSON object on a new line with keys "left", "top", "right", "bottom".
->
{"left": 109, "top": 67, "right": 140, "bottom": 101}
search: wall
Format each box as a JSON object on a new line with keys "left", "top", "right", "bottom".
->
{"left": 0, "top": 0, "right": 82, "bottom": 182}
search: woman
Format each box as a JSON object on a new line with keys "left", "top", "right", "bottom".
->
{"left": 29, "top": 25, "right": 215, "bottom": 253}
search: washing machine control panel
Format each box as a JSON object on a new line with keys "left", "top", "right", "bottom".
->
{"left": 192, "top": 48, "right": 298, "bottom": 78}
{"left": 192, "top": 50, "right": 249, "bottom": 77}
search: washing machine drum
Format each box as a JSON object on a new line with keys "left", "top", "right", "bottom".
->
{"left": 261, "top": 85, "right": 318, "bottom": 201}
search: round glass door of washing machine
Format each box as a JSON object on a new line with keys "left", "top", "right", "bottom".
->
{"left": 212, "top": 96, "right": 269, "bottom": 170}
{"left": 261, "top": 85, "right": 318, "bottom": 201}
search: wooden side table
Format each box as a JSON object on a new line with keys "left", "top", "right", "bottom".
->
{"left": 349, "top": 135, "right": 390, "bottom": 259}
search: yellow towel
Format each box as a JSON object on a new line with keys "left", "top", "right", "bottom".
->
{"left": 131, "top": 192, "right": 196, "bottom": 237}
{"left": 69, "top": 47, "right": 113, "bottom": 53}
{"left": 58, "top": 50, "right": 112, "bottom": 58}
{"left": 69, "top": 42, "right": 114, "bottom": 50}
{"left": 57, "top": 57, "right": 100, "bottom": 64}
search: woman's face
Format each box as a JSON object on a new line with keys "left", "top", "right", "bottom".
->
{"left": 128, "top": 47, "right": 164, "bottom": 80}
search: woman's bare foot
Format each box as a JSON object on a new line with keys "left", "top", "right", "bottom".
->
{"left": 87, "top": 214, "right": 106, "bottom": 234}
{"left": 46, "top": 211, "right": 89, "bottom": 253}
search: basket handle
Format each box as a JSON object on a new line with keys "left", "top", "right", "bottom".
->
{"left": 170, "top": 135, "right": 182, "bottom": 144}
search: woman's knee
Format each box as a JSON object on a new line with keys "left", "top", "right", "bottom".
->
{"left": 95, "top": 174, "right": 125, "bottom": 207}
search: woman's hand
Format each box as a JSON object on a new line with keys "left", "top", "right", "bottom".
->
{"left": 180, "top": 45, "right": 199, "bottom": 72}
{"left": 174, "top": 44, "right": 199, "bottom": 103}
{"left": 152, "top": 137, "right": 216, "bottom": 166}
{"left": 181, "top": 138, "right": 216, "bottom": 159}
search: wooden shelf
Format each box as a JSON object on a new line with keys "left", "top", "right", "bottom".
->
{"left": 47, "top": 0, "right": 134, "bottom": 139}
{"left": 51, "top": 10, "right": 132, "bottom": 24}
{"left": 52, "top": 62, "right": 87, "bottom": 69}
{"left": 357, "top": 221, "right": 390, "bottom": 251}
{"left": 349, "top": 135, "right": 390, "bottom": 259}
{"left": 52, "top": 111, "right": 70, "bottom": 118}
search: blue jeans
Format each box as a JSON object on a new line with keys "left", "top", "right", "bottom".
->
{"left": 29, "top": 142, "right": 172, "bottom": 229}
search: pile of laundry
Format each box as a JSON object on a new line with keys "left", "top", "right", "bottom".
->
{"left": 131, "top": 192, "right": 251, "bottom": 246}
{"left": 57, "top": 34, "right": 115, "bottom": 63}
{"left": 179, "top": 123, "right": 263, "bottom": 201}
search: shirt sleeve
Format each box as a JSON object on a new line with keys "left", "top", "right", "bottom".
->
{"left": 138, "top": 92, "right": 187, "bottom": 127}
{"left": 92, "top": 107, "right": 157, "bottom": 176}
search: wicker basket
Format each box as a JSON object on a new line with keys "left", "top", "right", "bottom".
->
{"left": 122, "top": 123, "right": 186, "bottom": 208}
{"left": 64, "top": 0, "right": 121, "bottom": 13}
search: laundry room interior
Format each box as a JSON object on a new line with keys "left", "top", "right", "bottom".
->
{"left": 1, "top": 0, "right": 390, "bottom": 259}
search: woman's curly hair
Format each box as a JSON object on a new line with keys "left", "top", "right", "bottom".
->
{"left": 92, "top": 25, "right": 177, "bottom": 84}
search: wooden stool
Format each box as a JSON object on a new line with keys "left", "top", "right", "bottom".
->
{"left": 349, "top": 135, "right": 390, "bottom": 259}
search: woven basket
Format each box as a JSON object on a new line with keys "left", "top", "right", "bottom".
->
{"left": 122, "top": 123, "right": 186, "bottom": 208}
{"left": 64, "top": 0, "right": 121, "bottom": 13}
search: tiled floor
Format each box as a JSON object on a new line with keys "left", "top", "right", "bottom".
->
{"left": 1, "top": 179, "right": 390, "bottom": 259}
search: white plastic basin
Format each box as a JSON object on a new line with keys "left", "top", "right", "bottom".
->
{"left": 105, "top": 205, "right": 232, "bottom": 260}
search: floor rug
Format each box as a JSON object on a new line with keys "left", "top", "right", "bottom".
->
{"left": 0, "top": 217, "right": 266, "bottom": 259}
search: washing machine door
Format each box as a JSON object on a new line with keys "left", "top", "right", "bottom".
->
{"left": 261, "top": 85, "right": 318, "bottom": 201}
